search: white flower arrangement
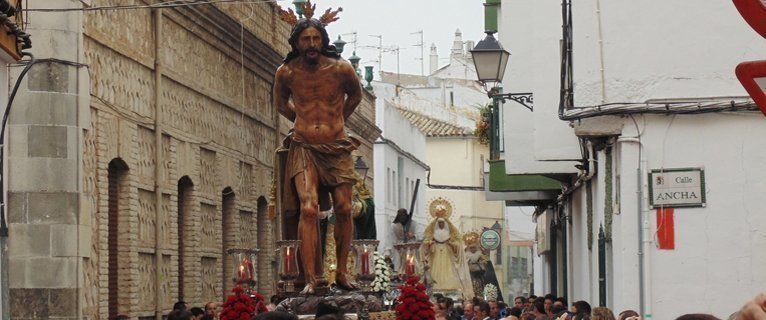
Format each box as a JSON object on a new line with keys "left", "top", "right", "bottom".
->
{"left": 483, "top": 283, "right": 498, "bottom": 301}
{"left": 371, "top": 252, "right": 392, "bottom": 292}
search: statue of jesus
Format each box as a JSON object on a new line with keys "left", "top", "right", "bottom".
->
{"left": 273, "top": 4, "right": 361, "bottom": 294}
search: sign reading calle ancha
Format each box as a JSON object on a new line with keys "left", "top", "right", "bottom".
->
{"left": 480, "top": 229, "right": 501, "bottom": 251}
{"left": 649, "top": 168, "right": 706, "bottom": 208}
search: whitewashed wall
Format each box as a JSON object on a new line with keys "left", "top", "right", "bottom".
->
{"left": 373, "top": 84, "right": 429, "bottom": 254}
{"left": 501, "top": 0, "right": 766, "bottom": 318}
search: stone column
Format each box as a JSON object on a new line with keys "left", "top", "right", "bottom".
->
{"left": 6, "top": 0, "right": 88, "bottom": 318}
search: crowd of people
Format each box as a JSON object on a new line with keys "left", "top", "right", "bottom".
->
{"left": 125, "top": 291, "right": 765, "bottom": 320}
{"left": 431, "top": 294, "right": 636, "bottom": 320}
{"left": 431, "top": 292, "right": 766, "bottom": 320}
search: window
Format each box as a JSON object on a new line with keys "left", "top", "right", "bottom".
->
{"left": 177, "top": 176, "right": 194, "bottom": 300}
{"left": 107, "top": 159, "right": 129, "bottom": 319}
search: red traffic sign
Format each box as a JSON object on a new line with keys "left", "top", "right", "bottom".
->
{"left": 734, "top": 0, "right": 766, "bottom": 115}
{"left": 736, "top": 60, "right": 766, "bottom": 116}
{"left": 733, "top": 0, "right": 766, "bottom": 38}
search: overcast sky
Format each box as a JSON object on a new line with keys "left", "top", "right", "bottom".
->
{"left": 314, "top": 0, "right": 485, "bottom": 77}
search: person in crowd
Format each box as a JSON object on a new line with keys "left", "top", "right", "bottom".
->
{"left": 556, "top": 297, "right": 568, "bottom": 308}
{"left": 168, "top": 309, "right": 193, "bottom": 320}
{"left": 189, "top": 307, "right": 204, "bottom": 320}
{"left": 544, "top": 295, "right": 556, "bottom": 316}
{"left": 532, "top": 299, "right": 547, "bottom": 320}
{"left": 436, "top": 310, "right": 450, "bottom": 320}
{"left": 204, "top": 302, "right": 219, "bottom": 318}
{"left": 498, "top": 302, "right": 508, "bottom": 319}
{"left": 507, "top": 307, "right": 523, "bottom": 318}
{"left": 571, "top": 301, "right": 591, "bottom": 320}
{"left": 591, "top": 307, "right": 615, "bottom": 320}
{"left": 173, "top": 301, "right": 189, "bottom": 311}
{"left": 550, "top": 303, "right": 569, "bottom": 320}
{"left": 525, "top": 297, "right": 537, "bottom": 313}
{"left": 463, "top": 301, "right": 476, "bottom": 320}
{"left": 449, "top": 300, "right": 464, "bottom": 320}
{"left": 674, "top": 315, "right": 720, "bottom": 320}
{"left": 736, "top": 293, "right": 766, "bottom": 320}
{"left": 475, "top": 301, "right": 492, "bottom": 320}
{"left": 521, "top": 312, "right": 537, "bottom": 320}
{"left": 515, "top": 297, "right": 527, "bottom": 310}
{"left": 617, "top": 310, "right": 638, "bottom": 320}
{"left": 253, "top": 311, "right": 299, "bottom": 320}
{"left": 489, "top": 300, "right": 501, "bottom": 320}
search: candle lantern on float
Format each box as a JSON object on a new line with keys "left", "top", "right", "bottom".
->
{"left": 352, "top": 239, "right": 379, "bottom": 291}
{"left": 226, "top": 248, "right": 259, "bottom": 289}
{"left": 277, "top": 240, "right": 301, "bottom": 293}
{"left": 393, "top": 242, "right": 422, "bottom": 282}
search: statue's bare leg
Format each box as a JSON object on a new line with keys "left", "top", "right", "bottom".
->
{"left": 295, "top": 167, "right": 319, "bottom": 294}
{"left": 332, "top": 183, "right": 358, "bottom": 290}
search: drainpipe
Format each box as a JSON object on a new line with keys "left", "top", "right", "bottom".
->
{"left": 153, "top": 8, "right": 164, "bottom": 320}
{"left": 616, "top": 136, "right": 648, "bottom": 318}
{"left": 595, "top": 0, "right": 607, "bottom": 104}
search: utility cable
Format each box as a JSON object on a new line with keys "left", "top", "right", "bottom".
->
{"left": 24, "top": 0, "right": 282, "bottom": 12}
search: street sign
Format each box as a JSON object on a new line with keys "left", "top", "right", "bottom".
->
{"left": 733, "top": 0, "right": 766, "bottom": 116}
{"left": 648, "top": 168, "right": 706, "bottom": 208}
{"left": 480, "top": 229, "right": 501, "bottom": 251}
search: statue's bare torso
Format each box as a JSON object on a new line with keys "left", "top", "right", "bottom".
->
{"left": 274, "top": 55, "right": 361, "bottom": 144}
{"left": 273, "top": 25, "right": 362, "bottom": 294}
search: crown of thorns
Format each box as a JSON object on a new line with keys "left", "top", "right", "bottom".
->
{"left": 277, "top": 0, "right": 342, "bottom": 26}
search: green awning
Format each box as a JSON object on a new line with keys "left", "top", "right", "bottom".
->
{"left": 488, "top": 160, "right": 561, "bottom": 192}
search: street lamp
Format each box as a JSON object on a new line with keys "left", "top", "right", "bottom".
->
{"left": 333, "top": 35, "right": 347, "bottom": 55}
{"left": 470, "top": 32, "right": 533, "bottom": 111}
{"left": 349, "top": 51, "right": 361, "bottom": 75}
{"left": 364, "top": 66, "right": 374, "bottom": 91}
{"left": 292, "top": 0, "right": 307, "bottom": 17}
{"left": 354, "top": 156, "right": 369, "bottom": 182}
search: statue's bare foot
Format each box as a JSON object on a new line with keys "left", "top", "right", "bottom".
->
{"left": 335, "top": 272, "right": 358, "bottom": 291}
{"left": 300, "top": 282, "right": 315, "bottom": 295}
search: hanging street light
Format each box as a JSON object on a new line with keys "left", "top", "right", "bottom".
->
{"left": 333, "top": 35, "right": 347, "bottom": 55}
{"left": 354, "top": 156, "right": 369, "bottom": 182}
{"left": 470, "top": 32, "right": 533, "bottom": 111}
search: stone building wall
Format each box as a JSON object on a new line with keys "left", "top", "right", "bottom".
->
{"left": 7, "top": 1, "right": 379, "bottom": 319}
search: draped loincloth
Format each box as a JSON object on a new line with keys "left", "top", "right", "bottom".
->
{"left": 280, "top": 132, "right": 360, "bottom": 216}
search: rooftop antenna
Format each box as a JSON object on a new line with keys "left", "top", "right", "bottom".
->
{"left": 368, "top": 34, "right": 383, "bottom": 73}
{"left": 411, "top": 30, "right": 424, "bottom": 76}
{"left": 341, "top": 31, "right": 358, "bottom": 52}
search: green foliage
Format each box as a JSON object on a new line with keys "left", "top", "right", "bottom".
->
{"left": 474, "top": 104, "right": 492, "bottom": 146}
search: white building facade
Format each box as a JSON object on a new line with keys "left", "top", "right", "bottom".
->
{"left": 490, "top": 0, "right": 766, "bottom": 318}
{"left": 373, "top": 94, "right": 430, "bottom": 255}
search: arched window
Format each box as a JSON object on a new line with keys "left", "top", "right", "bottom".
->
{"left": 221, "top": 188, "right": 236, "bottom": 295}
{"left": 108, "top": 158, "right": 129, "bottom": 319}
{"left": 256, "top": 197, "right": 270, "bottom": 294}
{"left": 177, "top": 176, "right": 194, "bottom": 300}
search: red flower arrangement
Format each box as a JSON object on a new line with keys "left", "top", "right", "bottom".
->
{"left": 395, "top": 276, "right": 434, "bottom": 320}
{"left": 219, "top": 286, "right": 268, "bottom": 320}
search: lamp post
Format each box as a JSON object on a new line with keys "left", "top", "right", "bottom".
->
{"left": 470, "top": 32, "right": 533, "bottom": 111}
{"left": 470, "top": 32, "right": 533, "bottom": 159}
{"left": 364, "top": 66, "right": 374, "bottom": 90}
{"left": 354, "top": 156, "right": 369, "bottom": 184}
{"left": 349, "top": 51, "right": 361, "bottom": 76}
{"left": 333, "top": 35, "right": 347, "bottom": 55}
{"left": 292, "top": 0, "right": 307, "bottom": 17}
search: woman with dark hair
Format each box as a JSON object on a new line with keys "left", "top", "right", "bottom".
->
{"left": 617, "top": 310, "right": 639, "bottom": 320}
{"left": 571, "top": 301, "right": 592, "bottom": 320}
